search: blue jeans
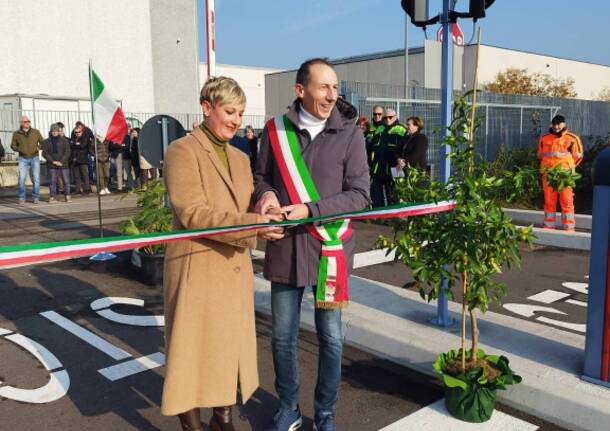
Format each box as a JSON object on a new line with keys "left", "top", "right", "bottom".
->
{"left": 49, "top": 168, "right": 70, "bottom": 197}
{"left": 18, "top": 156, "right": 40, "bottom": 200}
{"left": 271, "top": 282, "right": 343, "bottom": 415}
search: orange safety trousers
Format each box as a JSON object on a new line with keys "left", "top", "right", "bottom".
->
{"left": 541, "top": 175, "right": 575, "bottom": 230}
{"left": 538, "top": 129, "right": 582, "bottom": 231}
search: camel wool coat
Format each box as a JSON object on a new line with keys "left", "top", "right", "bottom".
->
{"left": 161, "top": 127, "right": 265, "bottom": 416}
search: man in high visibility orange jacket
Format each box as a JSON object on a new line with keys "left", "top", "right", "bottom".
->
{"left": 538, "top": 115, "right": 583, "bottom": 231}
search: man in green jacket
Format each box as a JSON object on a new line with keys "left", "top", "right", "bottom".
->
{"left": 370, "top": 109, "right": 408, "bottom": 206}
{"left": 11, "top": 116, "right": 44, "bottom": 204}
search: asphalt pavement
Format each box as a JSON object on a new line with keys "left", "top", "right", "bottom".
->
{"left": 0, "top": 197, "right": 580, "bottom": 430}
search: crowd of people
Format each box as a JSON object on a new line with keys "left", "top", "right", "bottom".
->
{"left": 2, "top": 113, "right": 262, "bottom": 205}
{"left": 5, "top": 117, "right": 160, "bottom": 204}
{"left": 357, "top": 106, "right": 429, "bottom": 208}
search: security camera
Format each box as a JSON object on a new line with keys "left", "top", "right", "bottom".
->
{"left": 176, "top": 38, "right": 181, "bottom": 44}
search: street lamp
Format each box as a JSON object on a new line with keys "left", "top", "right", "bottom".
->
{"left": 400, "top": 0, "right": 497, "bottom": 327}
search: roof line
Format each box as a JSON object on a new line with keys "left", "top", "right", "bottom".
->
{"left": 266, "top": 43, "right": 610, "bottom": 77}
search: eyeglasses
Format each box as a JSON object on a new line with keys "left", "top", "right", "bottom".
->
{"left": 384, "top": 115, "right": 395, "bottom": 120}
{"left": 22, "top": 120, "right": 31, "bottom": 123}
{"left": 373, "top": 113, "right": 383, "bottom": 116}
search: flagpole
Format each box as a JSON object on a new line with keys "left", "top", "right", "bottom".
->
{"left": 88, "top": 60, "right": 104, "bottom": 239}
{"left": 88, "top": 61, "right": 116, "bottom": 262}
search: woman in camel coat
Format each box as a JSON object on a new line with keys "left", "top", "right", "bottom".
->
{"left": 161, "top": 77, "right": 282, "bottom": 431}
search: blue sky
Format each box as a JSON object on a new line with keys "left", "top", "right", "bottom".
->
{"left": 197, "top": 0, "right": 610, "bottom": 70}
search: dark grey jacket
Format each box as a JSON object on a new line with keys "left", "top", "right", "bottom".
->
{"left": 254, "top": 99, "right": 370, "bottom": 286}
{"left": 42, "top": 136, "right": 71, "bottom": 168}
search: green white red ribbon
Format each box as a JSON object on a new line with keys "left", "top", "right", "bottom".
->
{"left": 0, "top": 201, "right": 455, "bottom": 271}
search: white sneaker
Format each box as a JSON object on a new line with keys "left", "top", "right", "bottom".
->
{"left": 104, "top": 188, "right": 111, "bottom": 194}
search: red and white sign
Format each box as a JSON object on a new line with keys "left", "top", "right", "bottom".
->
{"left": 437, "top": 23, "right": 464, "bottom": 46}
{"left": 205, "top": 0, "right": 216, "bottom": 77}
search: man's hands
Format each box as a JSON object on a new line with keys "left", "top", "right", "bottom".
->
{"left": 281, "top": 204, "right": 311, "bottom": 220}
{"left": 397, "top": 158, "right": 406, "bottom": 169}
{"left": 52, "top": 161, "right": 62, "bottom": 167}
{"left": 254, "top": 192, "right": 313, "bottom": 241}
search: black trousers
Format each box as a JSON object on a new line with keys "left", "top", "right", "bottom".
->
{"left": 370, "top": 176, "right": 396, "bottom": 208}
{"left": 72, "top": 164, "right": 90, "bottom": 193}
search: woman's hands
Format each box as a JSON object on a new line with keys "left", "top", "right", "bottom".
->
{"left": 254, "top": 193, "right": 312, "bottom": 241}
{"left": 257, "top": 206, "right": 287, "bottom": 241}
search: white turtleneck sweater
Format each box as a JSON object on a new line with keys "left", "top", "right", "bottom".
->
{"left": 298, "top": 105, "right": 327, "bottom": 141}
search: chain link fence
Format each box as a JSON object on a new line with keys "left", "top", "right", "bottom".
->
{"left": 342, "top": 80, "right": 610, "bottom": 178}
{"left": 0, "top": 109, "right": 267, "bottom": 160}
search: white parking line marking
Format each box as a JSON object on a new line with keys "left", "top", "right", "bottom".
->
{"left": 527, "top": 290, "right": 571, "bottom": 304}
{"left": 0, "top": 327, "right": 70, "bottom": 403}
{"left": 90, "top": 297, "right": 144, "bottom": 311}
{"left": 0, "top": 370, "right": 70, "bottom": 404}
{"left": 562, "top": 282, "right": 588, "bottom": 295}
{"left": 40, "top": 311, "right": 132, "bottom": 360}
{"left": 0, "top": 328, "right": 14, "bottom": 336}
{"left": 91, "top": 297, "right": 165, "bottom": 326}
{"left": 96, "top": 309, "right": 165, "bottom": 326}
{"left": 380, "top": 399, "right": 538, "bottom": 430}
{"left": 536, "top": 317, "right": 586, "bottom": 333}
{"left": 97, "top": 352, "right": 165, "bottom": 381}
{"left": 503, "top": 304, "right": 566, "bottom": 318}
{"left": 4, "top": 333, "right": 63, "bottom": 371}
{"left": 566, "top": 299, "right": 587, "bottom": 307}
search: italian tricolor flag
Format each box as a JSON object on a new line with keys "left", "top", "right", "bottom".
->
{"left": 89, "top": 66, "right": 128, "bottom": 143}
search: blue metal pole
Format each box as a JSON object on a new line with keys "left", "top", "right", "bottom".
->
{"left": 583, "top": 148, "right": 610, "bottom": 388}
{"left": 430, "top": 0, "right": 455, "bottom": 327}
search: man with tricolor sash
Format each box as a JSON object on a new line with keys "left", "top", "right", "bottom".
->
{"left": 254, "top": 58, "right": 369, "bottom": 431}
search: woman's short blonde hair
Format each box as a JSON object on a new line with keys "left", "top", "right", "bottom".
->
{"left": 199, "top": 76, "right": 246, "bottom": 107}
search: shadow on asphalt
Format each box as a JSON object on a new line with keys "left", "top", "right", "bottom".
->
{"left": 0, "top": 257, "right": 165, "bottom": 430}
{"left": 349, "top": 278, "right": 583, "bottom": 372}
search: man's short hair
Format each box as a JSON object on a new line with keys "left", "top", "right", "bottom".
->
{"left": 372, "top": 105, "right": 384, "bottom": 112}
{"left": 551, "top": 115, "right": 566, "bottom": 125}
{"left": 199, "top": 76, "right": 246, "bottom": 107}
{"left": 56, "top": 121, "right": 65, "bottom": 129}
{"left": 296, "top": 58, "right": 334, "bottom": 86}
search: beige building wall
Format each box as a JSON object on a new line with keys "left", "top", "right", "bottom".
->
{"left": 0, "top": 0, "right": 200, "bottom": 114}
{"left": 200, "top": 64, "right": 283, "bottom": 117}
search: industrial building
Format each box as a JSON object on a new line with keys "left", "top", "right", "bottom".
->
{"left": 0, "top": 0, "right": 200, "bottom": 116}
{"left": 265, "top": 41, "right": 610, "bottom": 118}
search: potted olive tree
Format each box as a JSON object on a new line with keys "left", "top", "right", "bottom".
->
{"left": 379, "top": 94, "right": 535, "bottom": 423}
{"left": 120, "top": 179, "right": 172, "bottom": 285}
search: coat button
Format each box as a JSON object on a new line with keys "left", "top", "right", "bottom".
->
{"left": 234, "top": 267, "right": 240, "bottom": 273}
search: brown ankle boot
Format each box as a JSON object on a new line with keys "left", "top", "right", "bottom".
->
{"left": 209, "top": 406, "right": 236, "bottom": 431}
{"left": 178, "top": 408, "right": 203, "bottom": 431}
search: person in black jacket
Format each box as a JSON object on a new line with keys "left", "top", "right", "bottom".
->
{"left": 72, "top": 121, "right": 96, "bottom": 182}
{"left": 128, "top": 128, "right": 141, "bottom": 187}
{"left": 70, "top": 126, "right": 91, "bottom": 194}
{"left": 117, "top": 131, "right": 136, "bottom": 191}
{"left": 244, "top": 125, "right": 258, "bottom": 173}
{"left": 396, "top": 116, "right": 428, "bottom": 175}
{"left": 42, "top": 124, "right": 71, "bottom": 202}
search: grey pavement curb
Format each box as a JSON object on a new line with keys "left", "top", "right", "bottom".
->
{"left": 505, "top": 208, "right": 592, "bottom": 231}
{"left": 527, "top": 226, "right": 590, "bottom": 251}
{"left": 506, "top": 208, "right": 591, "bottom": 251}
{"left": 253, "top": 275, "right": 610, "bottom": 431}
